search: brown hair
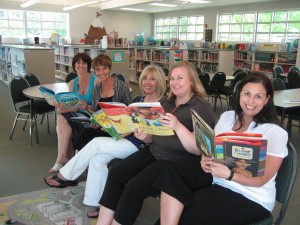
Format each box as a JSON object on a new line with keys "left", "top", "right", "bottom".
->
{"left": 92, "top": 54, "right": 112, "bottom": 70}
{"left": 72, "top": 53, "right": 92, "bottom": 72}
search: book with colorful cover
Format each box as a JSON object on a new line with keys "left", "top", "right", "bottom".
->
{"left": 99, "top": 102, "right": 174, "bottom": 136}
{"left": 191, "top": 109, "right": 267, "bottom": 177}
{"left": 71, "top": 109, "right": 131, "bottom": 140}
{"left": 39, "top": 86, "right": 83, "bottom": 108}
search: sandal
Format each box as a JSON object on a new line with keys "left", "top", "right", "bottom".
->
{"left": 44, "top": 175, "right": 78, "bottom": 188}
{"left": 49, "top": 163, "right": 64, "bottom": 173}
{"left": 87, "top": 206, "right": 100, "bottom": 218}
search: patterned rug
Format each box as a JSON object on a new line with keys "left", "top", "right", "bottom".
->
{"left": 0, "top": 183, "right": 97, "bottom": 225}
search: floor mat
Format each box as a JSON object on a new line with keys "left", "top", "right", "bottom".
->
{"left": 0, "top": 183, "right": 97, "bottom": 225}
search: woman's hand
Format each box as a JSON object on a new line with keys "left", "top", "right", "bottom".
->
{"left": 200, "top": 155, "right": 213, "bottom": 173}
{"left": 90, "top": 123, "right": 101, "bottom": 129}
{"left": 210, "top": 161, "right": 231, "bottom": 179}
{"left": 159, "top": 113, "right": 179, "bottom": 131}
{"left": 134, "top": 128, "right": 152, "bottom": 143}
{"left": 77, "top": 100, "right": 88, "bottom": 109}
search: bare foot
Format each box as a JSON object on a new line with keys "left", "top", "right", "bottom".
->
{"left": 45, "top": 173, "right": 68, "bottom": 186}
{"left": 87, "top": 206, "right": 100, "bottom": 218}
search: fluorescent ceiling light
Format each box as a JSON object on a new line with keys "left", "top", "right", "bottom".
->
{"left": 179, "top": 0, "right": 210, "bottom": 3}
{"left": 150, "top": 3, "right": 177, "bottom": 7}
{"left": 63, "top": 0, "right": 100, "bottom": 11}
{"left": 20, "top": 0, "right": 41, "bottom": 8}
{"left": 121, "top": 8, "right": 145, "bottom": 11}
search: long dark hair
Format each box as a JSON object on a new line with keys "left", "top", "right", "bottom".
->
{"left": 233, "top": 71, "right": 281, "bottom": 130}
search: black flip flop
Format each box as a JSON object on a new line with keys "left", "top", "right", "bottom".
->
{"left": 87, "top": 206, "right": 100, "bottom": 218}
{"left": 44, "top": 175, "right": 78, "bottom": 188}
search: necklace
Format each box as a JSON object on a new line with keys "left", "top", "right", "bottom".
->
{"left": 79, "top": 79, "right": 88, "bottom": 93}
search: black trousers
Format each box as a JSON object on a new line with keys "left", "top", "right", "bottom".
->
{"left": 153, "top": 162, "right": 270, "bottom": 225}
{"left": 99, "top": 149, "right": 171, "bottom": 225}
{"left": 73, "top": 127, "right": 110, "bottom": 150}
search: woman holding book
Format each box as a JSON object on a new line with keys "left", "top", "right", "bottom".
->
{"left": 44, "top": 65, "right": 166, "bottom": 218}
{"left": 153, "top": 71, "right": 288, "bottom": 225}
{"left": 95, "top": 61, "right": 216, "bottom": 225}
{"left": 49, "top": 52, "right": 98, "bottom": 173}
{"left": 49, "top": 54, "right": 131, "bottom": 173}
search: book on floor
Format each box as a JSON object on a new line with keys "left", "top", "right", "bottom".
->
{"left": 39, "top": 86, "right": 83, "bottom": 108}
{"left": 191, "top": 109, "right": 267, "bottom": 177}
{"left": 99, "top": 102, "right": 174, "bottom": 136}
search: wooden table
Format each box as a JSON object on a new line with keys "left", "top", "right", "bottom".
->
{"left": 23, "top": 83, "right": 68, "bottom": 144}
{"left": 274, "top": 88, "right": 300, "bottom": 123}
{"left": 23, "top": 83, "right": 69, "bottom": 99}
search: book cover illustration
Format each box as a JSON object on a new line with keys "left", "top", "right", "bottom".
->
{"left": 99, "top": 102, "right": 174, "bottom": 136}
{"left": 191, "top": 109, "right": 267, "bottom": 177}
{"left": 39, "top": 86, "right": 83, "bottom": 108}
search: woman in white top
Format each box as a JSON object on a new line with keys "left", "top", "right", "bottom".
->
{"left": 153, "top": 71, "right": 288, "bottom": 225}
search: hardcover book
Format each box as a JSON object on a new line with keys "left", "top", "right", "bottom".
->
{"left": 191, "top": 109, "right": 267, "bottom": 177}
{"left": 99, "top": 102, "right": 174, "bottom": 136}
{"left": 39, "top": 86, "right": 83, "bottom": 108}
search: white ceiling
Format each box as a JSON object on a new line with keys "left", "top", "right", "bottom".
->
{"left": 10, "top": 0, "right": 280, "bottom": 13}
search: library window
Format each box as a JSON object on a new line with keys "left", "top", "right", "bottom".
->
{"left": 155, "top": 15, "right": 204, "bottom": 41}
{"left": 0, "top": 9, "right": 69, "bottom": 38}
{"left": 217, "top": 9, "right": 300, "bottom": 43}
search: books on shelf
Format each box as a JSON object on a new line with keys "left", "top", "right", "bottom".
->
{"left": 99, "top": 102, "right": 174, "bottom": 136}
{"left": 191, "top": 109, "right": 267, "bottom": 177}
{"left": 39, "top": 86, "right": 83, "bottom": 108}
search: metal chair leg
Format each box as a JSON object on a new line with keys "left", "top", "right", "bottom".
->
{"left": 9, "top": 114, "right": 19, "bottom": 140}
{"left": 23, "top": 115, "right": 29, "bottom": 131}
{"left": 46, "top": 114, "right": 50, "bottom": 134}
{"left": 34, "top": 116, "right": 39, "bottom": 144}
{"left": 40, "top": 114, "right": 45, "bottom": 125}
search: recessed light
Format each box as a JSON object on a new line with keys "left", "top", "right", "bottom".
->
{"left": 121, "top": 8, "right": 145, "bottom": 11}
{"left": 150, "top": 3, "right": 177, "bottom": 7}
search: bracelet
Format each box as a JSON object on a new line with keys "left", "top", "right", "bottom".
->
{"left": 226, "top": 170, "right": 234, "bottom": 181}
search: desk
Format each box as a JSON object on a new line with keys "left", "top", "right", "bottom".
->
{"left": 274, "top": 88, "right": 300, "bottom": 122}
{"left": 23, "top": 83, "right": 69, "bottom": 99}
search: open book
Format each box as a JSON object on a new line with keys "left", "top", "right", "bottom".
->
{"left": 191, "top": 109, "right": 267, "bottom": 177}
{"left": 99, "top": 102, "right": 174, "bottom": 136}
{"left": 39, "top": 86, "right": 83, "bottom": 108}
{"left": 71, "top": 109, "right": 131, "bottom": 140}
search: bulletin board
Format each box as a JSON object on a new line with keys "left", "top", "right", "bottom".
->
{"left": 205, "top": 29, "right": 212, "bottom": 42}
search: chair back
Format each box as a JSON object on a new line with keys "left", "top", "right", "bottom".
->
{"left": 25, "top": 73, "right": 40, "bottom": 86}
{"left": 161, "top": 67, "right": 169, "bottom": 77}
{"left": 230, "top": 71, "right": 247, "bottom": 89}
{"left": 194, "top": 66, "right": 202, "bottom": 75}
{"left": 232, "top": 68, "right": 245, "bottom": 76}
{"left": 272, "top": 78, "right": 286, "bottom": 91}
{"left": 289, "top": 66, "right": 300, "bottom": 73}
{"left": 209, "top": 72, "right": 226, "bottom": 92}
{"left": 287, "top": 70, "right": 300, "bottom": 89}
{"left": 9, "top": 77, "right": 30, "bottom": 112}
{"left": 248, "top": 141, "right": 297, "bottom": 225}
{"left": 272, "top": 66, "right": 284, "bottom": 79}
{"left": 230, "top": 80, "right": 241, "bottom": 109}
{"left": 111, "top": 72, "right": 126, "bottom": 82}
{"left": 65, "top": 72, "right": 78, "bottom": 83}
{"left": 198, "top": 73, "right": 210, "bottom": 92}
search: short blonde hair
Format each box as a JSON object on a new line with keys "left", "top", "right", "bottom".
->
{"left": 167, "top": 61, "right": 207, "bottom": 99}
{"left": 139, "top": 65, "right": 166, "bottom": 97}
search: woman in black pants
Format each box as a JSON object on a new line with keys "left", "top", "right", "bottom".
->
{"left": 95, "top": 61, "right": 216, "bottom": 225}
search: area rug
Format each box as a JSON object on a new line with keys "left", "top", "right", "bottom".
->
{"left": 0, "top": 183, "right": 97, "bottom": 225}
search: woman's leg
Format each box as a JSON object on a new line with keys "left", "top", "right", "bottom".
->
{"left": 178, "top": 185, "right": 270, "bottom": 225}
{"left": 84, "top": 137, "right": 139, "bottom": 206}
{"left": 49, "top": 114, "right": 72, "bottom": 173}
{"left": 113, "top": 160, "right": 170, "bottom": 225}
{"left": 160, "top": 192, "right": 184, "bottom": 225}
{"left": 96, "top": 206, "right": 115, "bottom": 225}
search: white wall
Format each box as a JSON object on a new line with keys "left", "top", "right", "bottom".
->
{"left": 0, "top": 1, "right": 152, "bottom": 44}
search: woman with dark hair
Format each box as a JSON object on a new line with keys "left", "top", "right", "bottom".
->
{"left": 154, "top": 71, "right": 288, "bottom": 225}
{"left": 95, "top": 61, "right": 216, "bottom": 225}
{"left": 49, "top": 53, "right": 98, "bottom": 173}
